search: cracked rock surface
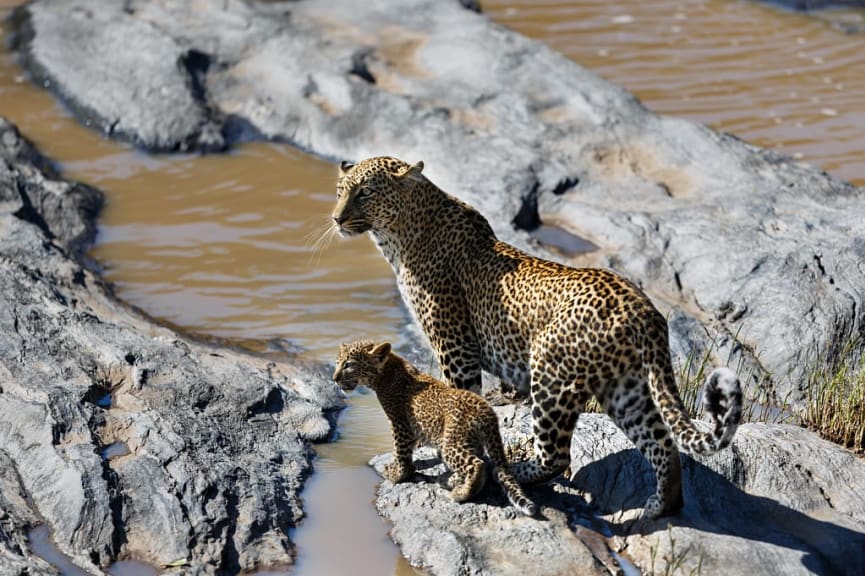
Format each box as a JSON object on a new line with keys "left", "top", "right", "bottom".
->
{"left": 0, "top": 116, "right": 342, "bottom": 573}
{"left": 12, "top": 0, "right": 865, "bottom": 402}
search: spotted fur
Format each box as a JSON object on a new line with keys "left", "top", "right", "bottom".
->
{"left": 332, "top": 156, "right": 743, "bottom": 519}
{"left": 333, "top": 340, "right": 537, "bottom": 516}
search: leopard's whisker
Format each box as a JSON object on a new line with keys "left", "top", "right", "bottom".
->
{"left": 307, "top": 221, "right": 338, "bottom": 265}
{"left": 304, "top": 218, "right": 332, "bottom": 245}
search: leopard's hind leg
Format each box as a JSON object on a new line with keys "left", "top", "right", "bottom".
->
{"left": 441, "top": 426, "right": 486, "bottom": 502}
{"left": 605, "top": 372, "right": 683, "bottom": 519}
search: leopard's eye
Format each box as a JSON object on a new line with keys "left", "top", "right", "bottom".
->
{"left": 356, "top": 187, "right": 372, "bottom": 200}
{"left": 342, "top": 360, "right": 356, "bottom": 371}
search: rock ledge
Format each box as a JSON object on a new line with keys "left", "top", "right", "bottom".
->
{"left": 0, "top": 116, "right": 342, "bottom": 574}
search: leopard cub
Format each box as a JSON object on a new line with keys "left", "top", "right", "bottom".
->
{"left": 334, "top": 340, "right": 537, "bottom": 516}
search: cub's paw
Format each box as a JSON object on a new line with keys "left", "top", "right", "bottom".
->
{"left": 383, "top": 461, "right": 413, "bottom": 483}
{"left": 449, "top": 480, "right": 476, "bottom": 503}
{"left": 446, "top": 473, "right": 461, "bottom": 490}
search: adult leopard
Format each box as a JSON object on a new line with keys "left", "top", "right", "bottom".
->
{"left": 331, "top": 156, "right": 742, "bottom": 519}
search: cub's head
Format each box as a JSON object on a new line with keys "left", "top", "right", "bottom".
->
{"left": 333, "top": 340, "right": 392, "bottom": 390}
{"left": 331, "top": 156, "right": 424, "bottom": 236}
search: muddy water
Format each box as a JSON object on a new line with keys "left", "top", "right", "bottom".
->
{"left": 28, "top": 526, "right": 158, "bottom": 576}
{"left": 0, "top": 5, "right": 414, "bottom": 574}
{"left": 0, "top": 101, "right": 403, "bottom": 350}
{"left": 485, "top": 0, "right": 865, "bottom": 186}
{"left": 2, "top": 0, "right": 864, "bottom": 574}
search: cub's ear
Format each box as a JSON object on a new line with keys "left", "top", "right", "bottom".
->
{"left": 396, "top": 160, "right": 424, "bottom": 179}
{"left": 370, "top": 342, "right": 392, "bottom": 360}
{"left": 339, "top": 160, "right": 355, "bottom": 174}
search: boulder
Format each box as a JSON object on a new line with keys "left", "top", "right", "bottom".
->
{"left": 12, "top": 2, "right": 224, "bottom": 151}
{"left": 0, "top": 116, "right": 342, "bottom": 573}
{"left": 370, "top": 447, "right": 610, "bottom": 576}
{"left": 372, "top": 407, "right": 865, "bottom": 576}
{"left": 11, "top": 0, "right": 865, "bottom": 403}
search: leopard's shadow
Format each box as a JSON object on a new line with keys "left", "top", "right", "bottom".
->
{"left": 573, "top": 449, "right": 865, "bottom": 575}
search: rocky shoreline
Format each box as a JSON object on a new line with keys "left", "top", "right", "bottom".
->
{"left": 4, "top": 0, "right": 865, "bottom": 574}
{"left": 0, "top": 117, "right": 342, "bottom": 573}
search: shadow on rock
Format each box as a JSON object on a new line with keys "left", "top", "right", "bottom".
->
{"left": 576, "top": 448, "right": 865, "bottom": 575}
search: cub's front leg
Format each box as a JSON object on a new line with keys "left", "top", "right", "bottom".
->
{"left": 383, "top": 421, "right": 416, "bottom": 483}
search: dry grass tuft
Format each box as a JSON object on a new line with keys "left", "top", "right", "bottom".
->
{"left": 800, "top": 338, "right": 865, "bottom": 455}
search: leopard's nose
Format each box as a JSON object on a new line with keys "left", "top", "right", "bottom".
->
{"left": 333, "top": 215, "right": 347, "bottom": 225}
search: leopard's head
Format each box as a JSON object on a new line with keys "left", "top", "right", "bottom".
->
{"left": 331, "top": 156, "right": 424, "bottom": 236}
{"left": 333, "top": 340, "right": 392, "bottom": 391}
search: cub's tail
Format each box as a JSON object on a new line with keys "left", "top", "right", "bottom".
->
{"left": 652, "top": 366, "right": 743, "bottom": 455}
{"left": 496, "top": 467, "right": 538, "bottom": 517}
{"left": 486, "top": 425, "right": 537, "bottom": 516}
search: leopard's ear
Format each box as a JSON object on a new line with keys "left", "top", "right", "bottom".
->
{"left": 339, "top": 160, "right": 354, "bottom": 174}
{"left": 370, "top": 342, "right": 392, "bottom": 360}
{"left": 395, "top": 160, "right": 424, "bottom": 179}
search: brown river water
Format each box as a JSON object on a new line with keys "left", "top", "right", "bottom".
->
{"left": 1, "top": 0, "right": 863, "bottom": 574}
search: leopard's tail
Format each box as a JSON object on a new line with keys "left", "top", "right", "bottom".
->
{"left": 487, "top": 430, "right": 538, "bottom": 516}
{"left": 650, "top": 365, "right": 743, "bottom": 455}
{"left": 495, "top": 467, "right": 538, "bottom": 517}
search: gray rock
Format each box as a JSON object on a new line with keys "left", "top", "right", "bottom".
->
{"left": 0, "top": 116, "right": 342, "bottom": 573}
{"left": 11, "top": 0, "right": 865, "bottom": 403}
{"left": 565, "top": 414, "right": 865, "bottom": 576}
{"left": 0, "top": 451, "right": 57, "bottom": 575}
{"left": 754, "top": 0, "right": 865, "bottom": 11}
{"left": 371, "top": 447, "right": 610, "bottom": 576}
{"left": 372, "top": 407, "right": 865, "bottom": 576}
{"left": 13, "top": 2, "right": 225, "bottom": 151}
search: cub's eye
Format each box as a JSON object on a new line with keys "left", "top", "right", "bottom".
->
{"left": 342, "top": 360, "right": 356, "bottom": 371}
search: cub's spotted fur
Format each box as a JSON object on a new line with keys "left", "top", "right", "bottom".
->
{"left": 331, "top": 157, "right": 743, "bottom": 519}
{"left": 333, "top": 340, "right": 537, "bottom": 516}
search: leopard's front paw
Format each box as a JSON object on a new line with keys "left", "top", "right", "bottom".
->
{"left": 641, "top": 495, "right": 664, "bottom": 520}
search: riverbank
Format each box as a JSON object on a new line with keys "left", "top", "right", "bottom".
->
{"left": 4, "top": 0, "right": 865, "bottom": 574}
{"left": 0, "top": 116, "right": 342, "bottom": 573}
